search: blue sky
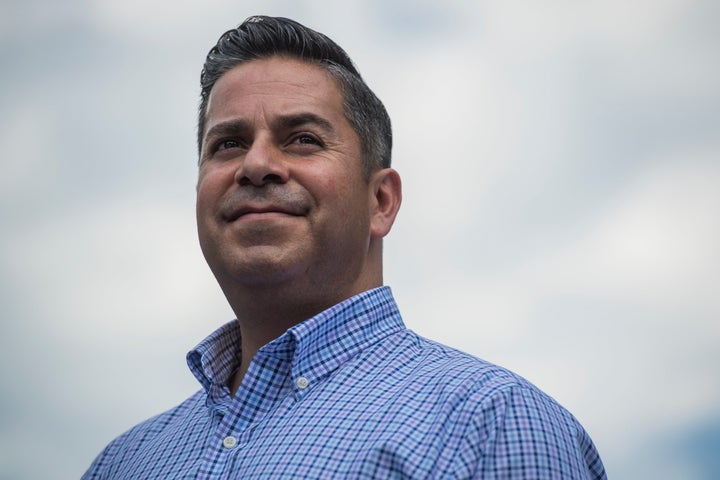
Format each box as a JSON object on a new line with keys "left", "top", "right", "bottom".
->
{"left": 1, "top": 0, "right": 719, "bottom": 478}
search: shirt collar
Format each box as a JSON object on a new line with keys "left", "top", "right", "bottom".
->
{"left": 285, "top": 286, "right": 404, "bottom": 388}
{"left": 186, "top": 319, "right": 241, "bottom": 393}
{"left": 186, "top": 286, "right": 404, "bottom": 394}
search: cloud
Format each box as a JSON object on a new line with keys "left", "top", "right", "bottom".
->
{"left": 391, "top": 150, "right": 720, "bottom": 467}
{"left": 531, "top": 155, "right": 720, "bottom": 310}
{"left": 2, "top": 1, "right": 719, "bottom": 478}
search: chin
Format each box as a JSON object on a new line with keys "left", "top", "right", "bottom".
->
{"left": 215, "top": 248, "right": 309, "bottom": 286}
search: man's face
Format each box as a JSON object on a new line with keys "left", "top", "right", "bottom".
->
{"left": 197, "top": 57, "right": 375, "bottom": 297}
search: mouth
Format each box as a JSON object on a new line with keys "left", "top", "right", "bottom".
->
{"left": 224, "top": 204, "right": 306, "bottom": 222}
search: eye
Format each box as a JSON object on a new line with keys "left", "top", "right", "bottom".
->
{"left": 294, "top": 134, "right": 321, "bottom": 146}
{"left": 216, "top": 139, "right": 241, "bottom": 151}
{"left": 203, "top": 138, "right": 246, "bottom": 163}
{"left": 287, "top": 133, "right": 324, "bottom": 155}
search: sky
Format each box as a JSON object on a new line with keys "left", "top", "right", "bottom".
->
{"left": 1, "top": 0, "right": 719, "bottom": 478}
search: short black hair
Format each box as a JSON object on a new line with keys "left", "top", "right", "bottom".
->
{"left": 198, "top": 16, "right": 392, "bottom": 176}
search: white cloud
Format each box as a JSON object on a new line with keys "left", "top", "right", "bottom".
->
{"left": 531, "top": 154, "right": 720, "bottom": 312}
{"left": 394, "top": 151, "right": 720, "bottom": 465}
{"left": 0, "top": 105, "right": 58, "bottom": 202}
{"left": 2, "top": 1, "right": 719, "bottom": 478}
{"left": 4, "top": 193, "right": 231, "bottom": 338}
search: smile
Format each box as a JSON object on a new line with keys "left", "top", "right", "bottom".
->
{"left": 225, "top": 204, "right": 306, "bottom": 222}
{"left": 235, "top": 210, "right": 299, "bottom": 221}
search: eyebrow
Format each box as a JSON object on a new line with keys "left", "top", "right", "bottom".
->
{"left": 203, "top": 119, "right": 252, "bottom": 146}
{"left": 203, "top": 112, "right": 336, "bottom": 147}
{"left": 274, "top": 113, "right": 335, "bottom": 134}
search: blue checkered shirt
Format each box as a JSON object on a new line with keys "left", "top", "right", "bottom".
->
{"left": 83, "top": 287, "right": 606, "bottom": 479}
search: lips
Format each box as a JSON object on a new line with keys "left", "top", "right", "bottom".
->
{"left": 222, "top": 196, "right": 310, "bottom": 222}
{"left": 225, "top": 204, "right": 303, "bottom": 221}
{"left": 220, "top": 187, "right": 310, "bottom": 222}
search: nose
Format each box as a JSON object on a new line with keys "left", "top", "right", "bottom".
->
{"left": 234, "top": 138, "right": 289, "bottom": 186}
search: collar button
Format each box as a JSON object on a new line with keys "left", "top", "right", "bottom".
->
{"left": 295, "top": 376, "right": 310, "bottom": 390}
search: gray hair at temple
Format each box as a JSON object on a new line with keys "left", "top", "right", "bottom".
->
{"left": 198, "top": 15, "right": 392, "bottom": 177}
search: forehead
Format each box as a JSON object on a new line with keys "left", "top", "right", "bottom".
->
{"left": 204, "top": 57, "right": 345, "bottom": 130}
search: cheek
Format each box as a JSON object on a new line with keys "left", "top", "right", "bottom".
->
{"left": 195, "top": 187, "right": 213, "bottom": 221}
{"left": 332, "top": 182, "right": 373, "bottom": 230}
{"left": 196, "top": 168, "right": 232, "bottom": 211}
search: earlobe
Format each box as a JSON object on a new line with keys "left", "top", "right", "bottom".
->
{"left": 369, "top": 168, "right": 402, "bottom": 238}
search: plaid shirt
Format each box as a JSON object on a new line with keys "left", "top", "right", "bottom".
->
{"left": 83, "top": 287, "right": 606, "bottom": 479}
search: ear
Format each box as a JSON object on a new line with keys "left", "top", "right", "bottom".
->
{"left": 369, "top": 168, "right": 402, "bottom": 239}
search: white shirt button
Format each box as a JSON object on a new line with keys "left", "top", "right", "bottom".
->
{"left": 295, "top": 376, "right": 310, "bottom": 390}
{"left": 222, "top": 436, "right": 238, "bottom": 449}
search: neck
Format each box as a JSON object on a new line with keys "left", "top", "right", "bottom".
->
{"left": 222, "top": 240, "right": 385, "bottom": 396}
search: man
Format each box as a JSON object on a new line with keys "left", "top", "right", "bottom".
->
{"left": 84, "top": 16, "right": 606, "bottom": 479}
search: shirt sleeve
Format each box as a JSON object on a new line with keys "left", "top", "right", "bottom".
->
{"left": 457, "top": 384, "right": 607, "bottom": 479}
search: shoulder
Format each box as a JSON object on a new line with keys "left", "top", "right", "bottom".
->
{"left": 366, "top": 329, "right": 575, "bottom": 430}
{"left": 81, "top": 390, "right": 205, "bottom": 479}
{"left": 390, "top": 331, "right": 607, "bottom": 479}
{"left": 394, "top": 330, "right": 540, "bottom": 397}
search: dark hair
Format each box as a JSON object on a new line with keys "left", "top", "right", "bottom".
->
{"left": 198, "top": 16, "right": 392, "bottom": 176}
